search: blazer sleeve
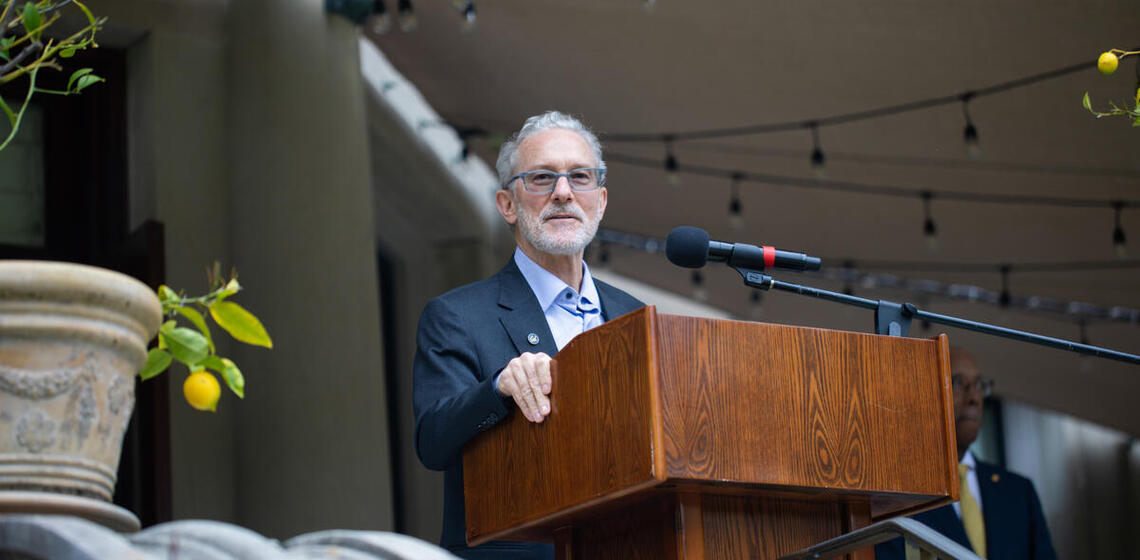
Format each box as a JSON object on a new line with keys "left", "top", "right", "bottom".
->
{"left": 412, "top": 296, "right": 512, "bottom": 471}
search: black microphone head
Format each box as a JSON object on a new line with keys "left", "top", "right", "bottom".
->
{"left": 666, "top": 226, "right": 710, "bottom": 268}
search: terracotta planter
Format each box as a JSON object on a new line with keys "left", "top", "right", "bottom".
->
{"left": 0, "top": 261, "right": 161, "bottom": 532}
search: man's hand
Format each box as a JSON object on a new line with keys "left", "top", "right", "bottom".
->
{"left": 496, "top": 352, "right": 553, "bottom": 423}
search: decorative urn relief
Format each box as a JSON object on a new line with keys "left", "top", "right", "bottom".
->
{"left": 0, "top": 261, "right": 161, "bottom": 532}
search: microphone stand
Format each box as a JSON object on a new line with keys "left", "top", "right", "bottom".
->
{"left": 734, "top": 267, "right": 1140, "bottom": 366}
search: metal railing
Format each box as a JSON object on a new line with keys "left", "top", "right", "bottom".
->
{"left": 778, "top": 517, "right": 983, "bottom": 560}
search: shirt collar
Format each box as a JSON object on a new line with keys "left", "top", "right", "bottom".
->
{"left": 961, "top": 449, "right": 977, "bottom": 469}
{"left": 513, "top": 247, "right": 600, "bottom": 311}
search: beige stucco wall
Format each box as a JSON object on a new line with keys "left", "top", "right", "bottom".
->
{"left": 113, "top": 0, "right": 393, "bottom": 537}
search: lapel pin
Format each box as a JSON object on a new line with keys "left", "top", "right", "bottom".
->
{"left": 991, "top": 474, "right": 1000, "bottom": 483}
{"left": 527, "top": 333, "right": 540, "bottom": 345}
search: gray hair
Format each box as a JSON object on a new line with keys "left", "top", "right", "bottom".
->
{"left": 495, "top": 111, "right": 605, "bottom": 189}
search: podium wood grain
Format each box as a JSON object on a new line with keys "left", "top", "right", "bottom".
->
{"left": 463, "top": 307, "right": 957, "bottom": 559}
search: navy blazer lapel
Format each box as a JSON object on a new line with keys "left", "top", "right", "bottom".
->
{"left": 596, "top": 279, "right": 639, "bottom": 321}
{"left": 976, "top": 461, "right": 1008, "bottom": 555}
{"left": 496, "top": 259, "right": 558, "bottom": 357}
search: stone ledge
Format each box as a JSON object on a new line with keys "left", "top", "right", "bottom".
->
{"left": 0, "top": 515, "right": 459, "bottom": 559}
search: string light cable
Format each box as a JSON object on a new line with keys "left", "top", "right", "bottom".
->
{"left": 601, "top": 57, "right": 1111, "bottom": 143}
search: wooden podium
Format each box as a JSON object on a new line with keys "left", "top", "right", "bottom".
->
{"left": 463, "top": 307, "right": 958, "bottom": 559}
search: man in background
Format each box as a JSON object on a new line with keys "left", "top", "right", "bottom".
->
{"left": 875, "top": 346, "right": 1057, "bottom": 560}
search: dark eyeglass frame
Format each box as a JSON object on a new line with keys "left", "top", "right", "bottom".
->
{"left": 503, "top": 167, "right": 607, "bottom": 194}
{"left": 951, "top": 375, "right": 995, "bottom": 397}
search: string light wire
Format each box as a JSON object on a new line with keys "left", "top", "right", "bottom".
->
{"left": 604, "top": 152, "right": 1140, "bottom": 210}
{"left": 602, "top": 59, "right": 1095, "bottom": 143}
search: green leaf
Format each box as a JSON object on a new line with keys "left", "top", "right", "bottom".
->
{"left": 1133, "top": 116, "right": 1140, "bottom": 127}
{"left": 197, "top": 355, "right": 244, "bottom": 398}
{"left": 67, "top": 68, "right": 93, "bottom": 91}
{"left": 221, "top": 358, "right": 245, "bottom": 398}
{"left": 157, "top": 285, "right": 178, "bottom": 307}
{"left": 160, "top": 322, "right": 210, "bottom": 366}
{"left": 74, "top": 0, "right": 97, "bottom": 25}
{"left": 60, "top": 47, "right": 76, "bottom": 58}
{"left": 209, "top": 301, "right": 273, "bottom": 348}
{"left": 1082, "top": 92, "right": 1092, "bottom": 112}
{"left": 139, "top": 348, "right": 173, "bottom": 380}
{"left": 74, "top": 74, "right": 103, "bottom": 93}
{"left": 176, "top": 306, "right": 215, "bottom": 353}
{"left": 157, "top": 320, "right": 175, "bottom": 350}
{"left": 23, "top": 2, "right": 41, "bottom": 40}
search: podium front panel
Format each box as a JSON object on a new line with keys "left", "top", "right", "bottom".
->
{"left": 654, "top": 314, "right": 956, "bottom": 518}
{"left": 463, "top": 308, "right": 666, "bottom": 544}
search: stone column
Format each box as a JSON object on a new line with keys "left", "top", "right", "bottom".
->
{"left": 224, "top": 0, "right": 393, "bottom": 537}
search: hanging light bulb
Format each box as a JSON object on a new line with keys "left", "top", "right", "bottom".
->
{"left": 808, "top": 122, "right": 826, "bottom": 179}
{"left": 728, "top": 172, "right": 744, "bottom": 232}
{"left": 921, "top": 191, "right": 938, "bottom": 251}
{"left": 1112, "top": 201, "right": 1127, "bottom": 257}
{"left": 961, "top": 93, "right": 982, "bottom": 160}
{"left": 664, "top": 136, "right": 681, "bottom": 186}
{"left": 963, "top": 123, "right": 980, "bottom": 158}
{"left": 691, "top": 270, "right": 707, "bottom": 302}
{"left": 397, "top": 0, "right": 417, "bottom": 31}
{"left": 457, "top": 0, "right": 476, "bottom": 31}
{"left": 366, "top": 0, "right": 392, "bottom": 33}
{"left": 998, "top": 265, "right": 1012, "bottom": 308}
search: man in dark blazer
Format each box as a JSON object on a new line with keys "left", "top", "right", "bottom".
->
{"left": 413, "top": 111, "right": 645, "bottom": 559}
{"left": 875, "top": 347, "right": 1057, "bottom": 560}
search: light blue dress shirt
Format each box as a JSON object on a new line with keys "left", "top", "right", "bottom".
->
{"left": 513, "top": 247, "right": 603, "bottom": 350}
{"left": 494, "top": 247, "right": 604, "bottom": 394}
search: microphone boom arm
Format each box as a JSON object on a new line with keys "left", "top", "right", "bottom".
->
{"left": 733, "top": 267, "right": 1140, "bottom": 366}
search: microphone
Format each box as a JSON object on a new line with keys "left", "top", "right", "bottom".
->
{"left": 665, "top": 226, "right": 822, "bottom": 272}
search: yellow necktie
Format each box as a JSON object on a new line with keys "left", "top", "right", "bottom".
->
{"left": 959, "top": 462, "right": 987, "bottom": 558}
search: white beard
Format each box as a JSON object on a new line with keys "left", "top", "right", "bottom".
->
{"left": 515, "top": 197, "right": 600, "bottom": 256}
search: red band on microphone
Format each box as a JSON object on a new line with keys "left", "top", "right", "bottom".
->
{"left": 762, "top": 246, "right": 775, "bottom": 269}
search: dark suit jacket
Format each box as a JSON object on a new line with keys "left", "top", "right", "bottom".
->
{"left": 874, "top": 460, "right": 1057, "bottom": 560}
{"left": 413, "top": 258, "right": 645, "bottom": 560}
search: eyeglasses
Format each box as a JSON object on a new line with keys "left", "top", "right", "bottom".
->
{"left": 951, "top": 375, "right": 994, "bottom": 397}
{"left": 505, "top": 167, "right": 606, "bottom": 194}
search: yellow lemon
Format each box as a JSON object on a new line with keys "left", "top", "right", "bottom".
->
{"left": 1097, "top": 52, "right": 1118, "bottom": 75}
{"left": 183, "top": 370, "right": 221, "bottom": 411}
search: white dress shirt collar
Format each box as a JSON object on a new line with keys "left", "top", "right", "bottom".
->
{"left": 953, "top": 449, "right": 984, "bottom": 517}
